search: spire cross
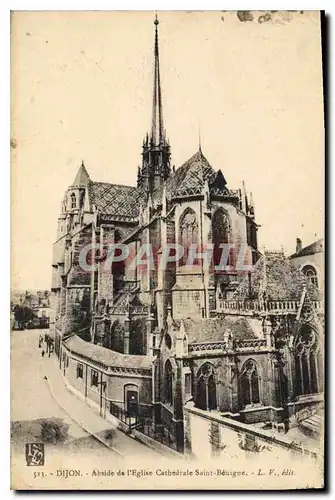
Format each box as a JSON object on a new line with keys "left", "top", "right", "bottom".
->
{"left": 151, "top": 14, "right": 164, "bottom": 146}
{"left": 198, "top": 124, "right": 202, "bottom": 152}
{"left": 154, "top": 15, "right": 159, "bottom": 55}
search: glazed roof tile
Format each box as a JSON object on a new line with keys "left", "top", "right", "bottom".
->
{"left": 166, "top": 149, "right": 216, "bottom": 197}
{"left": 89, "top": 182, "right": 145, "bottom": 219}
{"left": 173, "top": 316, "right": 261, "bottom": 343}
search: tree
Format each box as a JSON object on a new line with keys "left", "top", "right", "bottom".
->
{"left": 14, "top": 305, "right": 36, "bottom": 329}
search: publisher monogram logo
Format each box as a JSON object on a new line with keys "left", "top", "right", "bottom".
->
{"left": 25, "top": 443, "right": 45, "bottom": 466}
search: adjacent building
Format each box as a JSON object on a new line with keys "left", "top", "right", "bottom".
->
{"left": 12, "top": 290, "right": 51, "bottom": 329}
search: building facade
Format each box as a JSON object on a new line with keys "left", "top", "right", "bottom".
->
{"left": 290, "top": 238, "right": 324, "bottom": 293}
{"left": 51, "top": 18, "right": 324, "bottom": 454}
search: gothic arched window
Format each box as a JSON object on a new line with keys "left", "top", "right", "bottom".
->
{"left": 110, "top": 320, "right": 125, "bottom": 354}
{"left": 196, "top": 363, "right": 217, "bottom": 411}
{"left": 302, "top": 265, "right": 318, "bottom": 288}
{"left": 294, "top": 325, "right": 322, "bottom": 396}
{"left": 179, "top": 209, "right": 198, "bottom": 265}
{"left": 113, "top": 229, "right": 125, "bottom": 291}
{"left": 212, "top": 208, "right": 231, "bottom": 268}
{"left": 164, "top": 359, "right": 173, "bottom": 405}
{"left": 70, "top": 193, "right": 76, "bottom": 209}
{"left": 102, "top": 330, "right": 112, "bottom": 350}
{"left": 240, "top": 360, "right": 261, "bottom": 407}
{"left": 130, "top": 318, "right": 146, "bottom": 355}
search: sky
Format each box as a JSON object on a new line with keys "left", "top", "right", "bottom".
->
{"left": 11, "top": 10, "right": 324, "bottom": 290}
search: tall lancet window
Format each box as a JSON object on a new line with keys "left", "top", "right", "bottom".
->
{"left": 294, "top": 325, "right": 322, "bottom": 396}
{"left": 196, "top": 363, "right": 217, "bottom": 411}
{"left": 164, "top": 359, "right": 173, "bottom": 405}
{"left": 212, "top": 208, "right": 231, "bottom": 269}
{"left": 110, "top": 320, "right": 125, "bottom": 354}
{"left": 179, "top": 208, "right": 198, "bottom": 266}
{"left": 70, "top": 193, "right": 76, "bottom": 209}
{"left": 240, "top": 360, "right": 261, "bottom": 407}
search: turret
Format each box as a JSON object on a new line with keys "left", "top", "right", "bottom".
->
{"left": 57, "top": 160, "right": 91, "bottom": 237}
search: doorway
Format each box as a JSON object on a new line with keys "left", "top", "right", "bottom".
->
{"left": 126, "top": 389, "right": 139, "bottom": 417}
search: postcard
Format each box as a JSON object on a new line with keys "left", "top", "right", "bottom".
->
{"left": 11, "top": 10, "right": 324, "bottom": 490}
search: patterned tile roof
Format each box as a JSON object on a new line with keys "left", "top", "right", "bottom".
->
{"left": 64, "top": 335, "right": 151, "bottom": 370}
{"left": 289, "top": 238, "right": 324, "bottom": 259}
{"left": 174, "top": 316, "right": 260, "bottom": 343}
{"left": 89, "top": 182, "right": 145, "bottom": 220}
{"left": 86, "top": 149, "right": 231, "bottom": 219}
{"left": 150, "top": 148, "right": 230, "bottom": 205}
{"left": 166, "top": 149, "right": 216, "bottom": 198}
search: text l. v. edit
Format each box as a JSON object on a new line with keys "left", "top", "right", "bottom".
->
{"left": 258, "top": 469, "right": 295, "bottom": 476}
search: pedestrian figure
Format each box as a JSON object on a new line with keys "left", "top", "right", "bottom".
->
{"left": 41, "top": 349, "right": 45, "bottom": 358}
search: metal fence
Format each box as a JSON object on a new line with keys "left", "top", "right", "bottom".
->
{"left": 136, "top": 417, "right": 177, "bottom": 451}
{"left": 108, "top": 402, "right": 177, "bottom": 451}
{"left": 109, "top": 401, "right": 138, "bottom": 429}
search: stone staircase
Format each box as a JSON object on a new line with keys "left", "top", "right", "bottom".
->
{"left": 298, "top": 413, "right": 323, "bottom": 437}
{"left": 113, "top": 280, "right": 140, "bottom": 306}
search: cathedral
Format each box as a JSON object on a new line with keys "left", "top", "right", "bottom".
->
{"left": 51, "top": 18, "right": 324, "bottom": 455}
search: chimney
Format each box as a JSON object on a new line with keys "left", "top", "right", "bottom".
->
{"left": 296, "top": 238, "right": 302, "bottom": 253}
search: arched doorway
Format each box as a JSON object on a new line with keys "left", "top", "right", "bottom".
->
{"left": 124, "top": 384, "right": 139, "bottom": 417}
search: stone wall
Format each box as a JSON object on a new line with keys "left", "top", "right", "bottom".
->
{"left": 184, "top": 403, "right": 320, "bottom": 462}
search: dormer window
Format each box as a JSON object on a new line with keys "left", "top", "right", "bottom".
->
{"left": 70, "top": 193, "right": 76, "bottom": 209}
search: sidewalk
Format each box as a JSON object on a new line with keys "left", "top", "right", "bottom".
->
{"left": 44, "top": 356, "right": 162, "bottom": 459}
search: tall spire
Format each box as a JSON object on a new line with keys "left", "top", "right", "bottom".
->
{"left": 151, "top": 15, "right": 164, "bottom": 146}
{"left": 138, "top": 15, "right": 171, "bottom": 192}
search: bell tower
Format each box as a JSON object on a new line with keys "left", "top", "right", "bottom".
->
{"left": 137, "top": 16, "right": 171, "bottom": 193}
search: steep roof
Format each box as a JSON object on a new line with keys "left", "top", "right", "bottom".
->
{"left": 167, "top": 149, "right": 216, "bottom": 197}
{"left": 83, "top": 148, "right": 232, "bottom": 219}
{"left": 151, "top": 148, "right": 230, "bottom": 205}
{"left": 88, "top": 182, "right": 145, "bottom": 220}
{"left": 289, "top": 238, "right": 324, "bottom": 259}
{"left": 73, "top": 162, "right": 90, "bottom": 186}
{"left": 172, "top": 316, "right": 262, "bottom": 343}
{"left": 64, "top": 335, "right": 151, "bottom": 370}
{"left": 232, "top": 251, "right": 319, "bottom": 301}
